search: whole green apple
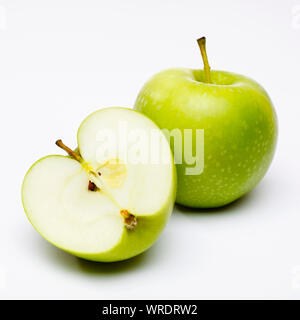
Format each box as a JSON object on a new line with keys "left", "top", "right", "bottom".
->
{"left": 134, "top": 37, "right": 277, "bottom": 208}
{"left": 22, "top": 108, "right": 176, "bottom": 262}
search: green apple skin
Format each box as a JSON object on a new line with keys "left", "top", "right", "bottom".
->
{"left": 134, "top": 69, "right": 278, "bottom": 208}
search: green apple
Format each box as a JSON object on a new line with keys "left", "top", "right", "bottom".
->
{"left": 134, "top": 37, "right": 277, "bottom": 208}
{"left": 22, "top": 108, "right": 176, "bottom": 262}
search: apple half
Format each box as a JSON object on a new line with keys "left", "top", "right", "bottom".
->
{"left": 22, "top": 108, "right": 176, "bottom": 262}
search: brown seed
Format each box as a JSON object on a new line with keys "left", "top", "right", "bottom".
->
{"left": 88, "top": 181, "right": 97, "bottom": 191}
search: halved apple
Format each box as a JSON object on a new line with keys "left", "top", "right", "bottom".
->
{"left": 22, "top": 108, "right": 176, "bottom": 262}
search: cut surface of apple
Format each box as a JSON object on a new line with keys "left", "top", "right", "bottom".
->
{"left": 22, "top": 108, "right": 176, "bottom": 262}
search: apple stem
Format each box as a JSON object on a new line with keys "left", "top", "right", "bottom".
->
{"left": 55, "top": 139, "right": 82, "bottom": 163}
{"left": 197, "top": 37, "right": 212, "bottom": 83}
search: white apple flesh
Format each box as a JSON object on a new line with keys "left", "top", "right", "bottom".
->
{"left": 22, "top": 108, "right": 176, "bottom": 262}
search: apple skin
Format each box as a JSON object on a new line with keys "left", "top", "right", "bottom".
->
{"left": 135, "top": 68, "right": 278, "bottom": 208}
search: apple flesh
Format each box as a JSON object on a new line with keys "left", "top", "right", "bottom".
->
{"left": 134, "top": 67, "right": 277, "bottom": 208}
{"left": 22, "top": 108, "right": 176, "bottom": 262}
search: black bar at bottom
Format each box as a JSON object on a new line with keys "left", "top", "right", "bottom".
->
{"left": 0, "top": 300, "right": 299, "bottom": 318}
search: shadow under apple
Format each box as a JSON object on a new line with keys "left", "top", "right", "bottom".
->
{"left": 30, "top": 233, "right": 162, "bottom": 275}
{"left": 175, "top": 187, "right": 258, "bottom": 215}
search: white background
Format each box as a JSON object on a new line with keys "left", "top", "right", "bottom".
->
{"left": 0, "top": 0, "right": 300, "bottom": 299}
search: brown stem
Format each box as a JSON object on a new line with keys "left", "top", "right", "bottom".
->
{"left": 197, "top": 37, "right": 212, "bottom": 83}
{"left": 55, "top": 139, "right": 82, "bottom": 162}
